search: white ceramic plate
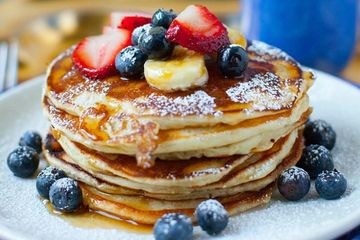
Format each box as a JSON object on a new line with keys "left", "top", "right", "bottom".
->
{"left": 0, "top": 72, "right": 360, "bottom": 240}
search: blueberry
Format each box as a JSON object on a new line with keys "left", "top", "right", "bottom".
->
{"left": 217, "top": 44, "right": 249, "bottom": 78}
{"left": 19, "top": 131, "right": 42, "bottom": 154}
{"left": 195, "top": 199, "right": 229, "bottom": 235}
{"left": 7, "top": 146, "right": 39, "bottom": 178}
{"left": 138, "top": 26, "right": 173, "bottom": 59}
{"left": 277, "top": 167, "right": 311, "bottom": 201}
{"left": 115, "top": 46, "right": 148, "bottom": 79}
{"left": 315, "top": 169, "right": 347, "bottom": 200}
{"left": 153, "top": 213, "right": 193, "bottom": 240}
{"left": 132, "top": 23, "right": 151, "bottom": 45}
{"left": 298, "top": 144, "right": 334, "bottom": 179}
{"left": 36, "top": 166, "right": 66, "bottom": 199}
{"left": 152, "top": 9, "right": 177, "bottom": 29}
{"left": 49, "top": 178, "right": 82, "bottom": 212}
{"left": 304, "top": 120, "right": 336, "bottom": 150}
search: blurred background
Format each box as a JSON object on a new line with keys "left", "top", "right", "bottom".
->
{"left": 0, "top": 0, "right": 359, "bottom": 90}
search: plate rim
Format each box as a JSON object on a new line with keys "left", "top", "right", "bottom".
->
{"left": 0, "top": 71, "right": 359, "bottom": 240}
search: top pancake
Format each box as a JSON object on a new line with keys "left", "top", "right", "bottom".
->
{"left": 44, "top": 41, "right": 314, "bottom": 129}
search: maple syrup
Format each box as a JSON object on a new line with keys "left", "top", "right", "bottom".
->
{"left": 42, "top": 199, "right": 152, "bottom": 234}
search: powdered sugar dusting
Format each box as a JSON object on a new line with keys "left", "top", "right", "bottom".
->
{"left": 303, "top": 145, "right": 332, "bottom": 166}
{"left": 134, "top": 91, "right": 223, "bottom": 117}
{"left": 196, "top": 199, "right": 228, "bottom": 222}
{"left": 12, "top": 146, "right": 38, "bottom": 159}
{"left": 166, "top": 165, "right": 230, "bottom": 181}
{"left": 226, "top": 72, "right": 297, "bottom": 111}
{"left": 155, "top": 213, "right": 192, "bottom": 236}
{"left": 280, "top": 166, "right": 309, "bottom": 182}
{"left": 51, "top": 177, "right": 78, "bottom": 192}
{"left": 248, "top": 41, "right": 293, "bottom": 62}
{"left": 318, "top": 169, "right": 345, "bottom": 179}
{"left": 190, "top": 165, "right": 230, "bottom": 178}
{"left": 39, "top": 166, "right": 65, "bottom": 179}
{"left": 48, "top": 105, "right": 78, "bottom": 132}
{"left": 55, "top": 76, "right": 111, "bottom": 105}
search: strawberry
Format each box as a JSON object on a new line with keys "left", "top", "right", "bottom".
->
{"left": 110, "top": 12, "right": 151, "bottom": 31}
{"left": 102, "top": 26, "right": 123, "bottom": 34}
{"left": 72, "top": 30, "right": 131, "bottom": 79}
{"left": 166, "top": 5, "right": 230, "bottom": 54}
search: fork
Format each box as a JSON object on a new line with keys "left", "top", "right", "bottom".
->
{"left": 0, "top": 39, "right": 19, "bottom": 93}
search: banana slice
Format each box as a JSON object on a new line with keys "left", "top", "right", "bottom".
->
{"left": 226, "top": 26, "right": 247, "bottom": 49}
{"left": 144, "top": 46, "right": 208, "bottom": 92}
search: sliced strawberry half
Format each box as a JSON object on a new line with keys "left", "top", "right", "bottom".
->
{"left": 72, "top": 29, "right": 131, "bottom": 79}
{"left": 110, "top": 12, "right": 151, "bottom": 31}
{"left": 102, "top": 25, "right": 123, "bottom": 34}
{"left": 166, "top": 5, "right": 230, "bottom": 54}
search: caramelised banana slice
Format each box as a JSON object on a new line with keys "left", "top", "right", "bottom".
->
{"left": 226, "top": 26, "right": 247, "bottom": 49}
{"left": 144, "top": 46, "right": 208, "bottom": 92}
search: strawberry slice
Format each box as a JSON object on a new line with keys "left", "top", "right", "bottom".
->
{"left": 166, "top": 5, "right": 230, "bottom": 54}
{"left": 102, "top": 25, "right": 123, "bottom": 34}
{"left": 110, "top": 12, "right": 151, "bottom": 31}
{"left": 72, "top": 29, "right": 131, "bottom": 79}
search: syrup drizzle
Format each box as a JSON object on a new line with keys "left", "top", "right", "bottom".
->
{"left": 42, "top": 199, "right": 152, "bottom": 234}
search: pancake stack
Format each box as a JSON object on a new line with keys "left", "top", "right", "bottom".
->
{"left": 42, "top": 40, "right": 314, "bottom": 225}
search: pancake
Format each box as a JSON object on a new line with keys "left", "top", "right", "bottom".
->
{"left": 44, "top": 41, "right": 313, "bottom": 130}
{"left": 81, "top": 184, "right": 273, "bottom": 225}
{"left": 43, "top": 128, "right": 303, "bottom": 200}
{"left": 54, "top": 128, "right": 300, "bottom": 188}
{"left": 43, "top": 95, "right": 309, "bottom": 157}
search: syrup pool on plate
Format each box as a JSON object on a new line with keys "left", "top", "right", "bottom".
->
{"left": 41, "top": 199, "right": 152, "bottom": 234}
